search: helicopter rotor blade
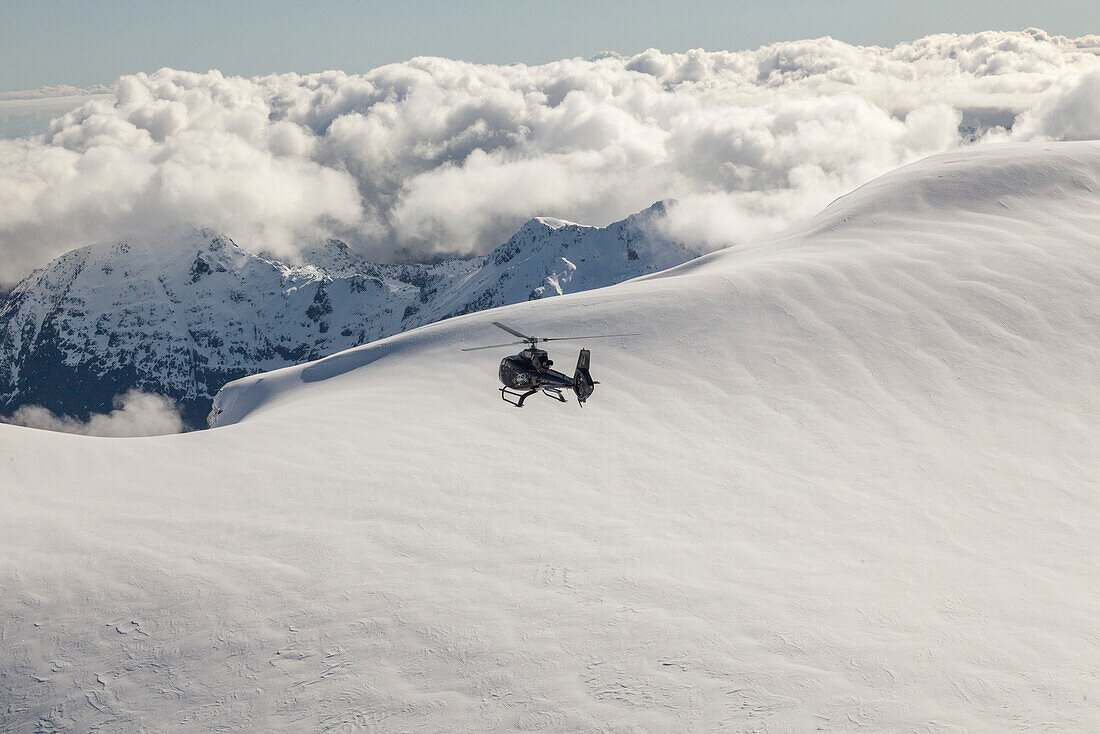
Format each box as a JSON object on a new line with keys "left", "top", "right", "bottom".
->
{"left": 491, "top": 321, "right": 534, "bottom": 340}
{"left": 460, "top": 340, "right": 527, "bottom": 352}
{"left": 540, "top": 333, "right": 642, "bottom": 343}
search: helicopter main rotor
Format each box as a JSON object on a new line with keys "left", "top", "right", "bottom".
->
{"left": 460, "top": 321, "right": 641, "bottom": 351}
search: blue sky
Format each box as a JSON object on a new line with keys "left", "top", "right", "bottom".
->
{"left": 1, "top": 0, "right": 1097, "bottom": 91}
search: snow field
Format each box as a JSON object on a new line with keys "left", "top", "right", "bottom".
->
{"left": 2, "top": 141, "right": 1098, "bottom": 731}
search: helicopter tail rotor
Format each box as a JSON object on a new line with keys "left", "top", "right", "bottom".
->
{"left": 573, "top": 348, "right": 595, "bottom": 406}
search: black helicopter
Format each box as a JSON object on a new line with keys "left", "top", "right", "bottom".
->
{"left": 462, "top": 321, "right": 638, "bottom": 407}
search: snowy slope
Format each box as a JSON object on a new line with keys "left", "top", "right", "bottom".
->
{"left": 2, "top": 141, "right": 1099, "bottom": 732}
{"left": 0, "top": 203, "right": 696, "bottom": 426}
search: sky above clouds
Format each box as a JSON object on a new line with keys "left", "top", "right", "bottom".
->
{"left": 1, "top": 0, "right": 1098, "bottom": 92}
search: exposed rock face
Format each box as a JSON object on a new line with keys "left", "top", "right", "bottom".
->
{"left": 0, "top": 203, "right": 701, "bottom": 427}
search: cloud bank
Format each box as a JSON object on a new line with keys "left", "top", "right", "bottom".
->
{"left": 1, "top": 390, "right": 184, "bottom": 436}
{"left": 1, "top": 28, "right": 1098, "bottom": 286}
{"left": 0, "top": 85, "right": 112, "bottom": 145}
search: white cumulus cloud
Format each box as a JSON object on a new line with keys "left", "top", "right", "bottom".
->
{"left": 1010, "top": 67, "right": 1100, "bottom": 141}
{"left": 0, "top": 29, "right": 1098, "bottom": 287}
{"left": 1, "top": 390, "right": 185, "bottom": 436}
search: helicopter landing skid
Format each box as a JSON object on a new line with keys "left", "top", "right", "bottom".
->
{"left": 500, "top": 387, "right": 538, "bottom": 407}
{"left": 542, "top": 387, "right": 568, "bottom": 403}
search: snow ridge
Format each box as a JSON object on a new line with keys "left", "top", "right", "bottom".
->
{"left": 0, "top": 203, "right": 699, "bottom": 426}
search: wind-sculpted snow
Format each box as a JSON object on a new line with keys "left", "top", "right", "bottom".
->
{"left": 2, "top": 29, "right": 1100, "bottom": 285}
{"left": 0, "top": 204, "right": 698, "bottom": 427}
{"left": 2, "top": 142, "right": 1099, "bottom": 731}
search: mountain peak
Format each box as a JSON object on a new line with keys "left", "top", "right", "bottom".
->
{"left": 530, "top": 216, "right": 583, "bottom": 230}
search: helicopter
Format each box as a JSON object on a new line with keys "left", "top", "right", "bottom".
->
{"left": 462, "top": 321, "right": 639, "bottom": 407}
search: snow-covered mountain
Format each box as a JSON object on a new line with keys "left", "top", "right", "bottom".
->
{"left": 2, "top": 141, "right": 1098, "bottom": 732}
{"left": 0, "top": 203, "right": 699, "bottom": 426}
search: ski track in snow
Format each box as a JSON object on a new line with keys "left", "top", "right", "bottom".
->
{"left": 2, "top": 141, "right": 1099, "bottom": 732}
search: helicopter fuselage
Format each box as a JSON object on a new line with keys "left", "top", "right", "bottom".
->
{"left": 498, "top": 347, "right": 574, "bottom": 392}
